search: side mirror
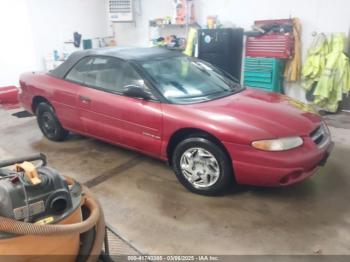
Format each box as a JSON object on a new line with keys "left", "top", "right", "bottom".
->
{"left": 123, "top": 85, "right": 151, "bottom": 100}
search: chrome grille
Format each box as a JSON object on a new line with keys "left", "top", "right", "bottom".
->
{"left": 310, "top": 123, "right": 330, "bottom": 148}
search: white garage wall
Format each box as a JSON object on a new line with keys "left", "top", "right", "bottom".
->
{"left": 27, "top": 0, "right": 109, "bottom": 70}
{"left": 112, "top": 0, "right": 174, "bottom": 46}
{"left": 1, "top": 0, "right": 349, "bottom": 98}
{"left": 114, "top": 0, "right": 350, "bottom": 101}
{"left": 115, "top": 0, "right": 350, "bottom": 53}
{"left": 0, "top": 0, "right": 36, "bottom": 87}
{"left": 0, "top": 0, "right": 108, "bottom": 87}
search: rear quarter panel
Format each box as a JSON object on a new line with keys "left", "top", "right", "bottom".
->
{"left": 19, "top": 72, "right": 80, "bottom": 131}
{"left": 19, "top": 72, "right": 45, "bottom": 113}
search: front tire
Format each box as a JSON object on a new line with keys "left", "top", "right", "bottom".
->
{"left": 172, "top": 137, "right": 234, "bottom": 195}
{"left": 36, "top": 102, "right": 69, "bottom": 141}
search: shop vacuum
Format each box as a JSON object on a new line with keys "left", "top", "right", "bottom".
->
{"left": 0, "top": 153, "right": 108, "bottom": 262}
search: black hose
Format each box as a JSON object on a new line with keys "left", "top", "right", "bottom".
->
{"left": 104, "top": 227, "right": 110, "bottom": 256}
{"left": 0, "top": 153, "right": 47, "bottom": 168}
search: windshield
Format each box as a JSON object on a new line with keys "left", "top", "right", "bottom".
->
{"left": 140, "top": 56, "right": 242, "bottom": 104}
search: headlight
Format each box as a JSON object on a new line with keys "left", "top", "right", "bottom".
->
{"left": 251, "top": 137, "right": 303, "bottom": 151}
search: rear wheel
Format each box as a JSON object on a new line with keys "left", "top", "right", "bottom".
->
{"left": 172, "top": 137, "right": 234, "bottom": 195}
{"left": 36, "top": 102, "right": 69, "bottom": 141}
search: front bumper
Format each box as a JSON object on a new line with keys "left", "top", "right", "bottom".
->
{"left": 223, "top": 138, "right": 334, "bottom": 187}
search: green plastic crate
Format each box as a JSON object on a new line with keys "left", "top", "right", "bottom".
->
{"left": 243, "top": 57, "right": 285, "bottom": 93}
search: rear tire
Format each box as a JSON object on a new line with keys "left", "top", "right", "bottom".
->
{"left": 36, "top": 102, "right": 69, "bottom": 141}
{"left": 172, "top": 137, "right": 234, "bottom": 196}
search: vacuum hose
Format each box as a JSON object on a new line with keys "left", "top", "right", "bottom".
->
{"left": 87, "top": 189, "right": 106, "bottom": 262}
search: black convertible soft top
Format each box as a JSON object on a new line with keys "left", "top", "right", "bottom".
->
{"left": 50, "top": 47, "right": 183, "bottom": 79}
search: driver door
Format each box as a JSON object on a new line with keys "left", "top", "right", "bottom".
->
{"left": 71, "top": 56, "right": 163, "bottom": 156}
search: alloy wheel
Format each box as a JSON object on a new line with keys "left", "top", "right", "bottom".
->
{"left": 180, "top": 147, "right": 220, "bottom": 188}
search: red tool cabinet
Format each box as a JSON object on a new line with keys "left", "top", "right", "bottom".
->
{"left": 246, "top": 34, "right": 294, "bottom": 59}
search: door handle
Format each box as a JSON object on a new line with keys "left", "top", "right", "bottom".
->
{"left": 79, "top": 95, "right": 91, "bottom": 103}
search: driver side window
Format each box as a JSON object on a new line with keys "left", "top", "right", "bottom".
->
{"left": 66, "top": 56, "right": 125, "bottom": 93}
{"left": 66, "top": 56, "right": 155, "bottom": 99}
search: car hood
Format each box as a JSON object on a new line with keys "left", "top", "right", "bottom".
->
{"left": 182, "top": 89, "right": 322, "bottom": 141}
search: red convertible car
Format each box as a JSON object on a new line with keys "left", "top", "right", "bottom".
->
{"left": 19, "top": 47, "right": 333, "bottom": 195}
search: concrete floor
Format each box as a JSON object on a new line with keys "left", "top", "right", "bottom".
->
{"left": 1, "top": 108, "right": 350, "bottom": 255}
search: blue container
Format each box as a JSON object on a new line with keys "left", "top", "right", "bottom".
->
{"left": 53, "top": 50, "right": 59, "bottom": 61}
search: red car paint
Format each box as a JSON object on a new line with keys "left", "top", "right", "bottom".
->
{"left": 0, "top": 86, "right": 20, "bottom": 109}
{"left": 19, "top": 71, "right": 333, "bottom": 187}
